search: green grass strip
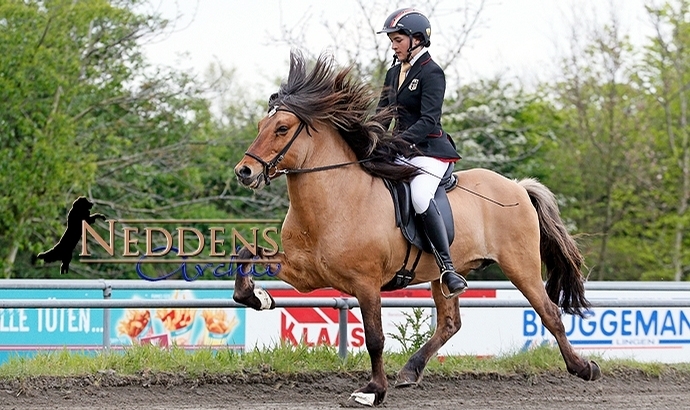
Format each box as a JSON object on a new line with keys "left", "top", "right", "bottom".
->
{"left": 1, "top": 343, "right": 690, "bottom": 380}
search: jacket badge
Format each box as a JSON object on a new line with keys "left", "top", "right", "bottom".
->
{"left": 408, "top": 79, "right": 419, "bottom": 91}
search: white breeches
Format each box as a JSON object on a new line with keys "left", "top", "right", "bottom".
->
{"left": 397, "top": 156, "right": 450, "bottom": 214}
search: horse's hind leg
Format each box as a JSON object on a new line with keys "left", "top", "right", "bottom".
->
{"left": 504, "top": 261, "right": 601, "bottom": 381}
{"left": 396, "top": 280, "right": 461, "bottom": 387}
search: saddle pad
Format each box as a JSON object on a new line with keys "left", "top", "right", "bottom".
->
{"left": 384, "top": 165, "right": 457, "bottom": 253}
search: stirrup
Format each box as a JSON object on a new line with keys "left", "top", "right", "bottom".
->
{"left": 439, "top": 269, "right": 467, "bottom": 299}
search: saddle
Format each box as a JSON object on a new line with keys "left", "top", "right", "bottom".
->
{"left": 381, "top": 164, "right": 458, "bottom": 291}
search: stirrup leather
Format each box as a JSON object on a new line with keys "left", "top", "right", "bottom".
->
{"left": 439, "top": 269, "right": 468, "bottom": 299}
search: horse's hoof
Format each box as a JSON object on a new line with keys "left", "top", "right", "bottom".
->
{"left": 349, "top": 392, "right": 377, "bottom": 407}
{"left": 349, "top": 382, "right": 386, "bottom": 407}
{"left": 254, "top": 288, "right": 275, "bottom": 310}
{"left": 395, "top": 365, "right": 423, "bottom": 388}
{"left": 394, "top": 379, "right": 418, "bottom": 388}
{"left": 572, "top": 360, "right": 602, "bottom": 381}
{"left": 588, "top": 360, "right": 602, "bottom": 381}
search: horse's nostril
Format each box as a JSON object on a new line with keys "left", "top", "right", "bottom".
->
{"left": 236, "top": 165, "right": 252, "bottom": 179}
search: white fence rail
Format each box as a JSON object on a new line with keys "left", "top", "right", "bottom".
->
{"left": 2, "top": 280, "right": 690, "bottom": 359}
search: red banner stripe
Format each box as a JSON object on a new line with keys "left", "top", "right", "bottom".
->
{"left": 268, "top": 288, "right": 496, "bottom": 299}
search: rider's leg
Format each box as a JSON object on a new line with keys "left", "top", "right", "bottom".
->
{"left": 407, "top": 157, "right": 468, "bottom": 298}
{"left": 419, "top": 198, "right": 467, "bottom": 298}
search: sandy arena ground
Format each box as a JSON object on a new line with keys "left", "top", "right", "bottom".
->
{"left": 1, "top": 370, "right": 688, "bottom": 409}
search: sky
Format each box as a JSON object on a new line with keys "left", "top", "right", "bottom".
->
{"left": 140, "top": 0, "right": 654, "bottom": 98}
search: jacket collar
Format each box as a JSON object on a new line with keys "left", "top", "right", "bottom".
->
{"left": 398, "top": 52, "right": 432, "bottom": 94}
{"left": 408, "top": 48, "right": 428, "bottom": 66}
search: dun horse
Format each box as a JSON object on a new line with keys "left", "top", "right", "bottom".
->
{"left": 233, "top": 51, "right": 600, "bottom": 406}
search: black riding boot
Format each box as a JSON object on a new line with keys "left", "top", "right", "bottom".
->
{"left": 419, "top": 199, "right": 468, "bottom": 298}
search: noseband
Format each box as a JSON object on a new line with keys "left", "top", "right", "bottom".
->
{"left": 242, "top": 106, "right": 373, "bottom": 186}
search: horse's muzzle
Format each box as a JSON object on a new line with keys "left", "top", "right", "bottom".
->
{"left": 234, "top": 164, "right": 264, "bottom": 190}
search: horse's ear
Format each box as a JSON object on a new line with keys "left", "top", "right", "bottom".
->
{"left": 268, "top": 93, "right": 279, "bottom": 107}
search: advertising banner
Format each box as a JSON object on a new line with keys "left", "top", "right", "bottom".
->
{"left": 109, "top": 289, "right": 245, "bottom": 350}
{"left": 0, "top": 289, "right": 104, "bottom": 363}
{"left": 3, "top": 283, "right": 690, "bottom": 364}
{"left": 438, "top": 306, "right": 690, "bottom": 363}
{"left": 0, "top": 288, "right": 245, "bottom": 364}
{"left": 245, "top": 287, "right": 497, "bottom": 354}
{"left": 246, "top": 287, "right": 690, "bottom": 363}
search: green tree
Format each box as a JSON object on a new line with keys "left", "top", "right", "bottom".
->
{"left": 0, "top": 0, "right": 115, "bottom": 277}
{"left": 638, "top": 0, "right": 690, "bottom": 281}
{"left": 444, "top": 78, "right": 559, "bottom": 179}
{"left": 548, "top": 15, "right": 653, "bottom": 280}
{"left": 0, "top": 0, "right": 239, "bottom": 279}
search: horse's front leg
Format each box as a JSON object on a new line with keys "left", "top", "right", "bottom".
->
{"left": 396, "top": 280, "right": 462, "bottom": 387}
{"left": 349, "top": 289, "right": 387, "bottom": 407}
{"left": 232, "top": 246, "right": 277, "bottom": 311}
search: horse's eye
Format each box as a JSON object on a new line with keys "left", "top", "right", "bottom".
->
{"left": 276, "top": 125, "right": 289, "bottom": 135}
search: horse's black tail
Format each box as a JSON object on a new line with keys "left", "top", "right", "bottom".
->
{"left": 518, "top": 178, "right": 590, "bottom": 317}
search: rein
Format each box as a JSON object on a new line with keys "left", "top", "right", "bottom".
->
{"left": 245, "top": 108, "right": 517, "bottom": 208}
{"left": 273, "top": 158, "right": 375, "bottom": 176}
{"left": 243, "top": 107, "right": 373, "bottom": 186}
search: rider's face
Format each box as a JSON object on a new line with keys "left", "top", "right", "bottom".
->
{"left": 388, "top": 32, "right": 421, "bottom": 62}
{"left": 388, "top": 32, "right": 411, "bottom": 61}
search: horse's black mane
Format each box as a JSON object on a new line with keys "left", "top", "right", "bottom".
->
{"left": 268, "top": 50, "right": 418, "bottom": 182}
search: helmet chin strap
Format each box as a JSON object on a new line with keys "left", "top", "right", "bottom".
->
{"left": 403, "top": 36, "right": 424, "bottom": 62}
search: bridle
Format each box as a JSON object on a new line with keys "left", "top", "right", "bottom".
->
{"left": 242, "top": 106, "right": 373, "bottom": 186}
{"left": 243, "top": 107, "right": 307, "bottom": 187}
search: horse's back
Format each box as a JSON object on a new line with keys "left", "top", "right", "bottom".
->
{"left": 449, "top": 168, "right": 540, "bottom": 260}
{"left": 453, "top": 168, "right": 532, "bottom": 210}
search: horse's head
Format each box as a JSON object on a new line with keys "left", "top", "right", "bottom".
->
{"left": 235, "top": 50, "right": 419, "bottom": 190}
{"left": 234, "top": 107, "right": 308, "bottom": 190}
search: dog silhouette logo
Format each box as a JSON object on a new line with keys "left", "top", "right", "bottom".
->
{"left": 37, "top": 196, "right": 106, "bottom": 274}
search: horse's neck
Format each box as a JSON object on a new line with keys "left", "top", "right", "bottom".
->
{"left": 285, "top": 128, "right": 372, "bottom": 223}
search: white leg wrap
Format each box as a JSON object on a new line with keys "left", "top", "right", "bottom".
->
{"left": 349, "top": 392, "right": 376, "bottom": 407}
{"left": 253, "top": 288, "right": 273, "bottom": 310}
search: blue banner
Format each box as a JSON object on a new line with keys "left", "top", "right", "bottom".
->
{"left": 0, "top": 289, "right": 103, "bottom": 363}
{"left": 0, "top": 288, "right": 245, "bottom": 364}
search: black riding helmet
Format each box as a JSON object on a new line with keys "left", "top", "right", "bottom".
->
{"left": 377, "top": 8, "right": 431, "bottom": 62}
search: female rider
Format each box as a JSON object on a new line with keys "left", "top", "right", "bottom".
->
{"left": 377, "top": 8, "right": 467, "bottom": 298}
